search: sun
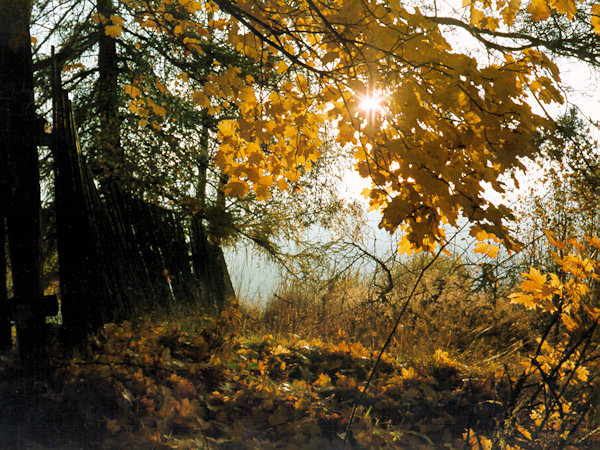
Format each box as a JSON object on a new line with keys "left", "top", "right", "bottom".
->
{"left": 359, "top": 93, "right": 384, "bottom": 115}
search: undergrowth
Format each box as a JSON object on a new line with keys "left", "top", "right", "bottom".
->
{"left": 0, "top": 242, "right": 599, "bottom": 448}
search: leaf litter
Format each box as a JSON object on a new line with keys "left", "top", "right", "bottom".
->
{"left": 0, "top": 317, "right": 512, "bottom": 449}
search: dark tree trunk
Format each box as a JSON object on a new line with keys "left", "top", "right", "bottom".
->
{"left": 0, "top": 1, "right": 47, "bottom": 369}
{"left": 192, "top": 122, "right": 235, "bottom": 311}
{"left": 97, "top": 0, "right": 122, "bottom": 179}
{"left": 0, "top": 217, "right": 10, "bottom": 350}
{"left": 190, "top": 216, "right": 235, "bottom": 311}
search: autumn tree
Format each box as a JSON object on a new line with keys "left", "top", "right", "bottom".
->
{"left": 27, "top": 0, "right": 363, "bottom": 314}
{"left": 11, "top": 0, "right": 600, "bottom": 353}
{"left": 84, "top": 0, "right": 572, "bottom": 262}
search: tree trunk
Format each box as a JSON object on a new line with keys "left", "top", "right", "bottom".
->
{"left": 192, "top": 122, "right": 235, "bottom": 311}
{"left": 0, "top": 217, "right": 10, "bottom": 350}
{"left": 0, "top": 0, "right": 47, "bottom": 369}
{"left": 97, "top": 0, "right": 122, "bottom": 179}
{"left": 190, "top": 216, "right": 235, "bottom": 311}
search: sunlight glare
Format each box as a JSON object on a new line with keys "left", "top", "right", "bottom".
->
{"left": 359, "top": 93, "right": 384, "bottom": 115}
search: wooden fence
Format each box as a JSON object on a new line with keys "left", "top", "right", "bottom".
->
{"left": 50, "top": 54, "right": 233, "bottom": 346}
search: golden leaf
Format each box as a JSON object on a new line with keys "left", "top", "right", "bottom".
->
{"left": 192, "top": 91, "right": 210, "bottom": 108}
{"left": 110, "top": 14, "right": 124, "bottom": 27}
{"left": 313, "top": 373, "right": 331, "bottom": 388}
{"left": 224, "top": 180, "right": 249, "bottom": 198}
{"left": 518, "top": 425, "right": 532, "bottom": 441}
{"left": 104, "top": 24, "right": 122, "bottom": 38}
{"left": 474, "top": 242, "right": 489, "bottom": 254}
{"left": 592, "top": 4, "right": 600, "bottom": 33}
{"left": 527, "top": 0, "right": 551, "bottom": 21}
{"left": 124, "top": 84, "right": 141, "bottom": 98}
{"left": 487, "top": 245, "right": 500, "bottom": 258}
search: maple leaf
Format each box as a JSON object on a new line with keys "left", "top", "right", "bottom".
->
{"left": 474, "top": 242, "right": 489, "bottom": 255}
{"left": 592, "top": 4, "right": 600, "bottom": 33}
{"left": 509, "top": 292, "right": 540, "bottom": 309}
{"left": 313, "top": 373, "right": 332, "bottom": 388}
{"left": 521, "top": 267, "right": 547, "bottom": 292}
{"left": 124, "top": 84, "right": 141, "bottom": 98}
{"left": 192, "top": 91, "right": 210, "bottom": 108}
{"left": 487, "top": 245, "right": 500, "bottom": 258}
{"left": 104, "top": 24, "right": 122, "bottom": 38}
{"left": 225, "top": 180, "right": 249, "bottom": 198}
{"left": 527, "top": 0, "right": 552, "bottom": 21}
{"left": 110, "top": 14, "right": 124, "bottom": 27}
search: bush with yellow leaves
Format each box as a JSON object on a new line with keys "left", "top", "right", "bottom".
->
{"left": 470, "top": 231, "right": 600, "bottom": 448}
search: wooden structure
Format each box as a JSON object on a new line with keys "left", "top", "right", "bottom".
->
{"left": 48, "top": 55, "right": 234, "bottom": 346}
{"left": 0, "top": 48, "right": 235, "bottom": 357}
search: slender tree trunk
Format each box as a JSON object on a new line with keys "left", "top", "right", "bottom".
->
{"left": 0, "top": 1, "right": 47, "bottom": 369}
{"left": 197, "top": 119, "right": 210, "bottom": 209}
{"left": 191, "top": 122, "right": 235, "bottom": 310}
{"left": 0, "top": 217, "right": 10, "bottom": 350}
{"left": 97, "top": 0, "right": 122, "bottom": 179}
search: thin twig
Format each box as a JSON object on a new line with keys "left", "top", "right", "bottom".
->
{"left": 343, "top": 224, "right": 466, "bottom": 447}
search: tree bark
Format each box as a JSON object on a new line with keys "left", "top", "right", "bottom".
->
{"left": 0, "top": 217, "right": 10, "bottom": 350}
{"left": 192, "top": 120, "right": 235, "bottom": 311}
{"left": 0, "top": 0, "right": 47, "bottom": 369}
{"left": 97, "top": 0, "right": 122, "bottom": 179}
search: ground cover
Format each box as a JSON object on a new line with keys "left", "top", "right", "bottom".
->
{"left": 0, "top": 296, "right": 597, "bottom": 449}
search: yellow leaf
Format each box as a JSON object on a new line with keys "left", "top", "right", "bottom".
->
{"left": 124, "top": 84, "right": 141, "bottom": 98}
{"left": 398, "top": 236, "right": 417, "bottom": 255}
{"left": 576, "top": 366, "right": 589, "bottom": 382}
{"left": 156, "top": 79, "right": 167, "bottom": 93}
{"left": 523, "top": 267, "right": 546, "bottom": 288}
{"left": 224, "top": 180, "right": 249, "bottom": 197}
{"left": 470, "top": 7, "right": 486, "bottom": 26}
{"left": 104, "top": 24, "right": 122, "bottom": 38}
{"left": 110, "top": 14, "right": 124, "bottom": 26}
{"left": 592, "top": 4, "right": 600, "bottom": 34}
{"left": 487, "top": 245, "right": 500, "bottom": 258}
{"left": 30, "top": 36, "right": 37, "bottom": 46}
{"left": 218, "top": 120, "right": 235, "bottom": 137}
{"left": 509, "top": 292, "right": 540, "bottom": 309}
{"left": 474, "top": 242, "right": 489, "bottom": 254}
{"left": 239, "top": 87, "right": 256, "bottom": 104}
{"left": 276, "top": 178, "right": 288, "bottom": 191}
{"left": 562, "top": 313, "right": 578, "bottom": 331}
{"left": 314, "top": 373, "right": 331, "bottom": 387}
{"left": 192, "top": 91, "right": 210, "bottom": 108}
{"left": 527, "top": 0, "right": 551, "bottom": 21}
{"left": 297, "top": 73, "right": 308, "bottom": 91}
{"left": 321, "top": 51, "right": 338, "bottom": 64}
{"left": 174, "top": 24, "right": 184, "bottom": 36}
{"left": 518, "top": 425, "right": 532, "bottom": 441}
{"left": 152, "top": 104, "right": 166, "bottom": 117}
{"left": 545, "top": 230, "right": 568, "bottom": 250}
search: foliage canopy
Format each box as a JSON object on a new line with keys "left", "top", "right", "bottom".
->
{"left": 79, "top": 0, "right": 600, "bottom": 253}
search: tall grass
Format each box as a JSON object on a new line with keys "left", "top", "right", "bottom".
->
{"left": 240, "top": 255, "right": 539, "bottom": 369}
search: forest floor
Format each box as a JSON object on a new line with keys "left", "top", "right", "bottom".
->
{"left": 0, "top": 306, "right": 596, "bottom": 449}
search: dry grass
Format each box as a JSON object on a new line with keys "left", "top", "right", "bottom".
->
{"left": 240, "top": 255, "right": 539, "bottom": 372}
